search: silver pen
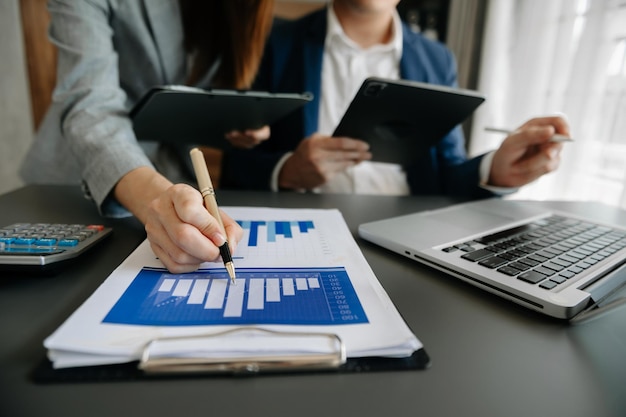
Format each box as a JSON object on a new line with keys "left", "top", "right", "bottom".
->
{"left": 485, "top": 127, "right": 573, "bottom": 142}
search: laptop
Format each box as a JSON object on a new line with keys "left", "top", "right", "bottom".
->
{"left": 358, "top": 198, "right": 626, "bottom": 320}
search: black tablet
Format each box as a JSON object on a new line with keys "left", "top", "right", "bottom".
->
{"left": 131, "top": 86, "right": 312, "bottom": 148}
{"left": 332, "top": 77, "right": 485, "bottom": 165}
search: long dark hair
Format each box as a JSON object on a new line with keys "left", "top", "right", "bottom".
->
{"left": 179, "top": 0, "right": 274, "bottom": 89}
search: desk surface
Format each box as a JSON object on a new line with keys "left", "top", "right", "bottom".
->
{"left": 2, "top": 185, "right": 625, "bottom": 417}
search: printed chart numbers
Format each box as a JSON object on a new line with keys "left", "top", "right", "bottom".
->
{"left": 103, "top": 267, "right": 368, "bottom": 326}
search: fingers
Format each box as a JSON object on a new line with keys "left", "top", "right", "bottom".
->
{"left": 324, "top": 135, "right": 370, "bottom": 150}
{"left": 276, "top": 134, "right": 368, "bottom": 190}
{"left": 488, "top": 115, "right": 572, "bottom": 188}
{"left": 311, "top": 134, "right": 372, "bottom": 162}
{"left": 520, "top": 115, "right": 570, "bottom": 136}
{"left": 225, "top": 125, "right": 271, "bottom": 148}
{"left": 220, "top": 210, "right": 243, "bottom": 254}
{"left": 509, "top": 116, "right": 570, "bottom": 147}
{"left": 509, "top": 146, "right": 562, "bottom": 185}
{"left": 144, "top": 184, "right": 243, "bottom": 273}
{"left": 490, "top": 136, "right": 563, "bottom": 188}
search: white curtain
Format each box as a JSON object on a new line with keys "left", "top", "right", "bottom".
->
{"left": 469, "top": 0, "right": 626, "bottom": 209}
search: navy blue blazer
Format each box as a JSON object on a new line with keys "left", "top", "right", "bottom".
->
{"left": 221, "top": 8, "right": 493, "bottom": 199}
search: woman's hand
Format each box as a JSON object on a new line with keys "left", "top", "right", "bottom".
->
{"left": 225, "top": 125, "right": 270, "bottom": 148}
{"left": 114, "top": 167, "right": 243, "bottom": 273}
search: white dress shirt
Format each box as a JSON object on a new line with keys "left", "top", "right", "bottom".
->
{"left": 315, "top": 6, "right": 409, "bottom": 195}
{"left": 271, "top": 5, "right": 511, "bottom": 196}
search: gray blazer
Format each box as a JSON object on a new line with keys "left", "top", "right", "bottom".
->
{"left": 20, "top": 0, "right": 201, "bottom": 216}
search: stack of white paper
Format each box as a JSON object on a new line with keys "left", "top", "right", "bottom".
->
{"left": 45, "top": 208, "right": 421, "bottom": 369}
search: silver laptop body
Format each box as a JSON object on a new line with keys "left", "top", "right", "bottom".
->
{"left": 358, "top": 198, "right": 626, "bottom": 319}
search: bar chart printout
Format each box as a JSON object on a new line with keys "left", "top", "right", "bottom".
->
{"left": 103, "top": 267, "right": 368, "bottom": 326}
{"left": 234, "top": 219, "right": 332, "bottom": 262}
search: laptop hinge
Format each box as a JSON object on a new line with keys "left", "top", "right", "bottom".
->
{"left": 571, "top": 263, "right": 626, "bottom": 324}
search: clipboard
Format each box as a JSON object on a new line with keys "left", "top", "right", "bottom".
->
{"left": 32, "top": 328, "right": 430, "bottom": 383}
{"left": 35, "top": 208, "right": 429, "bottom": 383}
{"left": 130, "top": 86, "right": 312, "bottom": 147}
{"left": 333, "top": 77, "right": 485, "bottom": 165}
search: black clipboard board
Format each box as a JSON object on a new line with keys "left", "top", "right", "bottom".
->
{"left": 32, "top": 328, "right": 430, "bottom": 383}
{"left": 333, "top": 77, "right": 485, "bottom": 165}
{"left": 31, "top": 350, "right": 430, "bottom": 383}
{"left": 130, "top": 86, "right": 312, "bottom": 147}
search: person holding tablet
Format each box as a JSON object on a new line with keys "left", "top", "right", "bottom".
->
{"left": 18, "top": 0, "right": 274, "bottom": 273}
{"left": 221, "top": 0, "right": 570, "bottom": 198}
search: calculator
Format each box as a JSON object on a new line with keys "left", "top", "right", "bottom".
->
{"left": 0, "top": 222, "right": 112, "bottom": 272}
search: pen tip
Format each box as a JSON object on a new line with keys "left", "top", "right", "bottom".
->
{"left": 225, "top": 262, "right": 236, "bottom": 285}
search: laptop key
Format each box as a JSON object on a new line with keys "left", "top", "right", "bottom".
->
{"left": 543, "top": 262, "right": 564, "bottom": 272}
{"left": 518, "top": 270, "right": 547, "bottom": 284}
{"left": 552, "top": 258, "right": 573, "bottom": 267}
{"left": 539, "top": 280, "right": 558, "bottom": 290}
{"left": 534, "top": 266, "right": 556, "bottom": 276}
{"left": 497, "top": 266, "right": 521, "bottom": 276}
{"left": 473, "top": 224, "right": 539, "bottom": 245}
{"left": 460, "top": 248, "right": 494, "bottom": 262}
{"left": 478, "top": 256, "right": 508, "bottom": 269}
{"left": 569, "top": 266, "right": 584, "bottom": 274}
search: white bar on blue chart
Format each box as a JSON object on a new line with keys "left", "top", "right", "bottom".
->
{"left": 282, "top": 278, "right": 295, "bottom": 296}
{"left": 296, "top": 277, "right": 308, "bottom": 291}
{"left": 172, "top": 279, "right": 192, "bottom": 297}
{"left": 266, "top": 278, "right": 281, "bottom": 302}
{"left": 308, "top": 277, "right": 320, "bottom": 289}
{"left": 158, "top": 278, "right": 176, "bottom": 292}
{"left": 188, "top": 279, "right": 209, "bottom": 304}
{"left": 247, "top": 279, "right": 265, "bottom": 310}
{"left": 205, "top": 279, "right": 227, "bottom": 309}
{"left": 224, "top": 279, "right": 245, "bottom": 317}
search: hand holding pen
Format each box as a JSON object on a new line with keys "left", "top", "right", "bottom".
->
{"left": 485, "top": 115, "right": 571, "bottom": 188}
{"left": 190, "top": 148, "right": 237, "bottom": 284}
{"left": 485, "top": 126, "right": 573, "bottom": 142}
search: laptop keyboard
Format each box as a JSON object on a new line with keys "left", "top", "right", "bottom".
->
{"left": 443, "top": 215, "right": 626, "bottom": 290}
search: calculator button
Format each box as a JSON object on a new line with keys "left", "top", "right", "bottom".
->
{"left": 46, "top": 233, "right": 68, "bottom": 240}
{"left": 35, "top": 238, "right": 58, "bottom": 246}
{"left": 0, "top": 222, "right": 112, "bottom": 270}
{"left": 14, "top": 237, "right": 37, "bottom": 245}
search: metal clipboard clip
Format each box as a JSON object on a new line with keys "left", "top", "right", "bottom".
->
{"left": 138, "top": 327, "right": 346, "bottom": 375}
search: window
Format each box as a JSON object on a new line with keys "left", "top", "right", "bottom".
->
{"left": 470, "top": 0, "right": 626, "bottom": 208}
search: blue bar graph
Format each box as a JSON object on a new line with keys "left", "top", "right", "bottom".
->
{"left": 238, "top": 220, "right": 315, "bottom": 247}
{"left": 103, "top": 267, "right": 368, "bottom": 326}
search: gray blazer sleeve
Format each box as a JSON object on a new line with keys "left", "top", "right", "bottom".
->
{"left": 19, "top": 0, "right": 187, "bottom": 216}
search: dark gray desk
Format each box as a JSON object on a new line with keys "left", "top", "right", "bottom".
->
{"left": 2, "top": 185, "right": 625, "bottom": 417}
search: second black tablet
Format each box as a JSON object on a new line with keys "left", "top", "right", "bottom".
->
{"left": 131, "top": 86, "right": 312, "bottom": 148}
{"left": 333, "top": 78, "right": 485, "bottom": 165}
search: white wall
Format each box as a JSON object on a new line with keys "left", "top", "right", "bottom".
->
{"left": 0, "top": 0, "right": 35, "bottom": 195}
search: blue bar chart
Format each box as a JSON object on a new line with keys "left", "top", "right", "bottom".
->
{"left": 103, "top": 267, "right": 368, "bottom": 326}
{"left": 238, "top": 220, "right": 315, "bottom": 246}
{"left": 234, "top": 219, "right": 332, "bottom": 263}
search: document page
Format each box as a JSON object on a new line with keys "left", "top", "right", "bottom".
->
{"left": 45, "top": 207, "right": 421, "bottom": 369}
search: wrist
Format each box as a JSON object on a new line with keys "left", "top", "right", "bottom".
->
{"left": 271, "top": 152, "right": 293, "bottom": 192}
{"left": 113, "top": 166, "right": 172, "bottom": 223}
